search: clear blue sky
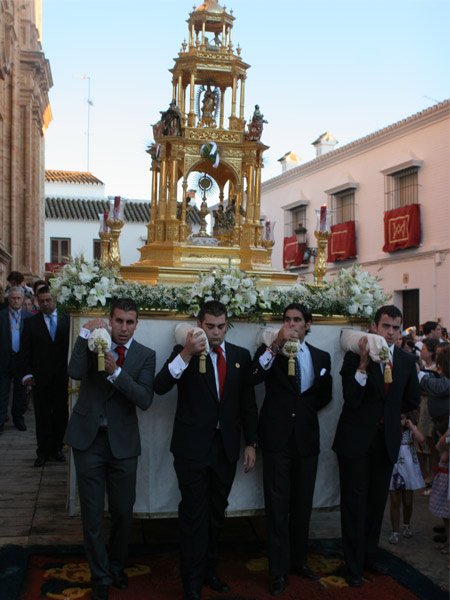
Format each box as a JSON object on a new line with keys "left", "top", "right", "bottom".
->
{"left": 42, "top": 0, "right": 450, "bottom": 199}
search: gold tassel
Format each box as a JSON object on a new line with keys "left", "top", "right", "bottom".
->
{"left": 284, "top": 342, "right": 298, "bottom": 377}
{"left": 288, "top": 353, "right": 295, "bottom": 377}
{"left": 199, "top": 352, "right": 206, "bottom": 373}
{"left": 97, "top": 351, "right": 105, "bottom": 371}
{"left": 384, "top": 362, "right": 393, "bottom": 383}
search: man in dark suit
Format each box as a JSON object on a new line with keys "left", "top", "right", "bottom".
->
{"left": 64, "top": 297, "right": 155, "bottom": 600}
{"left": 0, "top": 287, "right": 34, "bottom": 431}
{"left": 21, "top": 286, "right": 70, "bottom": 466}
{"left": 249, "top": 302, "right": 332, "bottom": 596}
{"left": 154, "top": 300, "right": 258, "bottom": 600}
{"left": 333, "top": 305, "right": 420, "bottom": 587}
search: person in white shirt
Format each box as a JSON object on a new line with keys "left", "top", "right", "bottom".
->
{"left": 333, "top": 305, "right": 420, "bottom": 587}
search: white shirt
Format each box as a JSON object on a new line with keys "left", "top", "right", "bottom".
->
{"left": 355, "top": 343, "right": 394, "bottom": 387}
{"left": 259, "top": 340, "right": 314, "bottom": 393}
{"left": 169, "top": 341, "right": 226, "bottom": 399}
{"left": 168, "top": 341, "right": 227, "bottom": 428}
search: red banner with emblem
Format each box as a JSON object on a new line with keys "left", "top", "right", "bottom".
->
{"left": 327, "top": 221, "right": 357, "bottom": 262}
{"left": 383, "top": 204, "right": 421, "bottom": 252}
{"left": 283, "top": 236, "right": 305, "bottom": 269}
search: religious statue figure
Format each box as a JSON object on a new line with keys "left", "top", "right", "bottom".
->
{"left": 201, "top": 86, "right": 218, "bottom": 120}
{"left": 246, "top": 104, "right": 268, "bottom": 142}
{"left": 212, "top": 204, "right": 227, "bottom": 236}
{"left": 177, "top": 196, "right": 195, "bottom": 233}
{"left": 224, "top": 197, "right": 246, "bottom": 229}
{"left": 205, "top": 32, "right": 221, "bottom": 51}
{"left": 153, "top": 100, "right": 182, "bottom": 138}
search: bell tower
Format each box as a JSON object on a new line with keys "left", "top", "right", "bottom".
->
{"left": 122, "top": 1, "right": 294, "bottom": 285}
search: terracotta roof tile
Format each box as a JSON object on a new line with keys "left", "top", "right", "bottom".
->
{"left": 45, "top": 170, "right": 104, "bottom": 185}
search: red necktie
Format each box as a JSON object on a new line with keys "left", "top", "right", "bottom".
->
{"left": 213, "top": 346, "right": 226, "bottom": 401}
{"left": 116, "top": 346, "right": 126, "bottom": 367}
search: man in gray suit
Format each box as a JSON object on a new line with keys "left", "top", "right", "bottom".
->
{"left": 0, "top": 286, "right": 34, "bottom": 432}
{"left": 64, "top": 298, "right": 155, "bottom": 600}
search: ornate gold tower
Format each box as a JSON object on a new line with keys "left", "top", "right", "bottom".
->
{"left": 122, "top": 0, "right": 294, "bottom": 286}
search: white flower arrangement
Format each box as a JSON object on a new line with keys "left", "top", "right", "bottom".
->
{"left": 50, "top": 257, "right": 119, "bottom": 311}
{"left": 189, "top": 266, "right": 271, "bottom": 320}
{"left": 49, "top": 258, "right": 390, "bottom": 322}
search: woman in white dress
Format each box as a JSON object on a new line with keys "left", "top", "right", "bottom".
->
{"left": 388, "top": 414, "right": 426, "bottom": 544}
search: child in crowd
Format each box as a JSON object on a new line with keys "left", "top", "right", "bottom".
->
{"left": 388, "top": 414, "right": 425, "bottom": 544}
{"left": 429, "top": 419, "right": 450, "bottom": 555}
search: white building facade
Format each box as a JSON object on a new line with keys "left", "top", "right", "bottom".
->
{"left": 44, "top": 171, "right": 150, "bottom": 270}
{"left": 261, "top": 101, "right": 450, "bottom": 329}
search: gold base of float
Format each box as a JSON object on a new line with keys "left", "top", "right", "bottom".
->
{"left": 121, "top": 245, "right": 299, "bottom": 287}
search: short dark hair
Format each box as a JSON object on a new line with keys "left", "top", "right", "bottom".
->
{"left": 374, "top": 305, "right": 402, "bottom": 326}
{"left": 7, "top": 270, "right": 24, "bottom": 284}
{"left": 36, "top": 285, "right": 51, "bottom": 296}
{"left": 33, "top": 279, "right": 47, "bottom": 293}
{"left": 110, "top": 297, "right": 138, "bottom": 319}
{"left": 422, "top": 338, "right": 438, "bottom": 361}
{"left": 283, "top": 302, "right": 312, "bottom": 335}
{"left": 422, "top": 321, "right": 439, "bottom": 336}
{"left": 198, "top": 300, "right": 227, "bottom": 323}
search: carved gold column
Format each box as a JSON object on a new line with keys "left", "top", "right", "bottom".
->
{"left": 254, "top": 165, "right": 263, "bottom": 246}
{"left": 169, "top": 159, "right": 178, "bottom": 219}
{"left": 232, "top": 185, "right": 242, "bottom": 246}
{"left": 172, "top": 81, "right": 177, "bottom": 101}
{"left": 231, "top": 76, "right": 237, "bottom": 116}
{"left": 156, "top": 157, "right": 168, "bottom": 242}
{"left": 148, "top": 163, "right": 158, "bottom": 243}
{"left": 201, "top": 21, "right": 206, "bottom": 49}
{"left": 239, "top": 77, "right": 246, "bottom": 120}
{"left": 166, "top": 158, "right": 179, "bottom": 242}
{"left": 188, "top": 72, "right": 196, "bottom": 127}
{"left": 219, "top": 87, "right": 225, "bottom": 128}
{"left": 180, "top": 179, "right": 188, "bottom": 242}
{"left": 246, "top": 165, "right": 255, "bottom": 222}
{"left": 177, "top": 74, "right": 183, "bottom": 113}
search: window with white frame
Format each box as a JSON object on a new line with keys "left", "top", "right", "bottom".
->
{"left": 385, "top": 167, "right": 420, "bottom": 211}
{"left": 285, "top": 204, "right": 307, "bottom": 237}
{"left": 381, "top": 159, "right": 423, "bottom": 212}
{"left": 330, "top": 188, "right": 356, "bottom": 225}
